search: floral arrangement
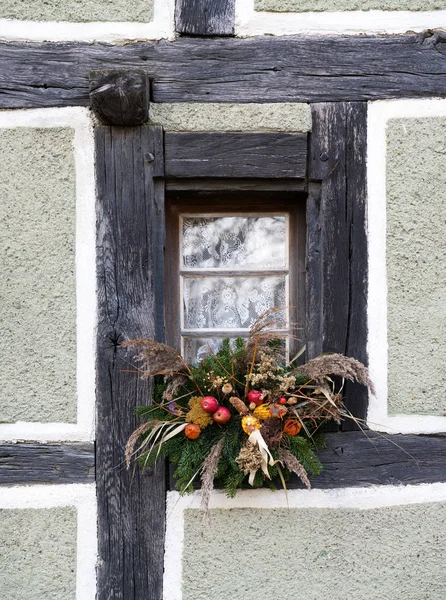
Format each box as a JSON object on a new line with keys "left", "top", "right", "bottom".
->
{"left": 125, "top": 313, "right": 373, "bottom": 510}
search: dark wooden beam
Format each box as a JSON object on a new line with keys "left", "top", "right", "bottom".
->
{"left": 165, "top": 132, "right": 307, "bottom": 179}
{"left": 96, "top": 125, "right": 166, "bottom": 600}
{"left": 307, "top": 102, "right": 368, "bottom": 429}
{"left": 89, "top": 69, "right": 150, "bottom": 126}
{"left": 0, "top": 443, "right": 94, "bottom": 485}
{"left": 169, "top": 431, "right": 446, "bottom": 490}
{"left": 1, "top": 32, "right": 446, "bottom": 108}
{"left": 175, "top": 0, "right": 235, "bottom": 36}
{"left": 297, "top": 431, "right": 446, "bottom": 489}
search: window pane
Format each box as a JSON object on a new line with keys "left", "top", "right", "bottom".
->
{"left": 182, "top": 216, "right": 286, "bottom": 269}
{"left": 183, "top": 337, "right": 243, "bottom": 364}
{"left": 183, "top": 276, "right": 286, "bottom": 329}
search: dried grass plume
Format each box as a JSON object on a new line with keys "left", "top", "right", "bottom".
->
{"left": 122, "top": 338, "right": 185, "bottom": 377}
{"left": 296, "top": 353, "right": 375, "bottom": 396}
{"left": 278, "top": 448, "right": 311, "bottom": 490}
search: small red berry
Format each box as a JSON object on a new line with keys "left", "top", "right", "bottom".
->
{"left": 279, "top": 397, "right": 287, "bottom": 405}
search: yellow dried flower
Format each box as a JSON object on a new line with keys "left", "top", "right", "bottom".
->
{"left": 222, "top": 383, "right": 233, "bottom": 395}
{"left": 253, "top": 404, "right": 272, "bottom": 420}
{"left": 241, "top": 415, "right": 261, "bottom": 434}
{"left": 186, "top": 396, "right": 213, "bottom": 428}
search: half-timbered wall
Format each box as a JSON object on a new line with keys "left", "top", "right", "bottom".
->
{"left": 0, "top": 1, "right": 445, "bottom": 599}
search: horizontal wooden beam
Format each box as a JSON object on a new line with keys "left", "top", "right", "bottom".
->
{"left": 1, "top": 31, "right": 446, "bottom": 108}
{"left": 165, "top": 132, "right": 307, "bottom": 179}
{"left": 169, "top": 431, "right": 446, "bottom": 490}
{"left": 0, "top": 443, "right": 94, "bottom": 484}
{"left": 298, "top": 431, "right": 446, "bottom": 489}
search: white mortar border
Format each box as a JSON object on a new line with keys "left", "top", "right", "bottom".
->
{"left": 236, "top": 0, "right": 446, "bottom": 35}
{"left": 367, "top": 98, "right": 446, "bottom": 434}
{"left": 0, "top": 483, "right": 97, "bottom": 600}
{"left": 0, "top": 107, "right": 96, "bottom": 442}
{"left": 0, "top": 0, "right": 174, "bottom": 43}
{"left": 164, "top": 483, "right": 446, "bottom": 600}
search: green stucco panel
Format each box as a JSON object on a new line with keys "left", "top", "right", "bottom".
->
{"left": 149, "top": 103, "right": 312, "bottom": 132}
{"left": 0, "top": 127, "right": 77, "bottom": 423}
{"left": 255, "top": 0, "right": 446, "bottom": 11}
{"left": 183, "top": 503, "right": 446, "bottom": 599}
{"left": 386, "top": 117, "right": 446, "bottom": 416}
{"left": 0, "top": 507, "right": 77, "bottom": 600}
{"left": 0, "top": 0, "right": 153, "bottom": 23}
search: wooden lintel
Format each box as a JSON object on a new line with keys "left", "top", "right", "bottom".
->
{"left": 164, "top": 132, "right": 308, "bottom": 179}
{"left": 89, "top": 69, "right": 150, "bottom": 126}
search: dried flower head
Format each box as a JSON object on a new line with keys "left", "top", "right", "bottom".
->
{"left": 260, "top": 417, "right": 282, "bottom": 448}
{"left": 186, "top": 396, "right": 213, "bottom": 428}
{"left": 236, "top": 442, "right": 263, "bottom": 475}
{"left": 222, "top": 383, "right": 233, "bottom": 395}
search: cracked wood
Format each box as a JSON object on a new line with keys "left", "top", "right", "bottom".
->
{"left": 308, "top": 103, "right": 368, "bottom": 429}
{"left": 96, "top": 125, "right": 166, "bottom": 600}
{"left": 1, "top": 32, "right": 446, "bottom": 108}
{"left": 175, "top": 0, "right": 235, "bottom": 36}
{"left": 164, "top": 132, "right": 307, "bottom": 179}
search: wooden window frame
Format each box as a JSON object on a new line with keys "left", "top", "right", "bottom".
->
{"left": 164, "top": 190, "right": 306, "bottom": 361}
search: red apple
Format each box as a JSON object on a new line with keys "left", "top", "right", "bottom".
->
{"left": 212, "top": 406, "right": 231, "bottom": 424}
{"left": 247, "top": 390, "right": 263, "bottom": 406}
{"left": 201, "top": 396, "right": 219, "bottom": 413}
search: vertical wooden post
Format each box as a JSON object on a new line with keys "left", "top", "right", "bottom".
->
{"left": 95, "top": 125, "right": 166, "bottom": 599}
{"left": 175, "top": 0, "right": 235, "bottom": 36}
{"left": 308, "top": 103, "right": 368, "bottom": 428}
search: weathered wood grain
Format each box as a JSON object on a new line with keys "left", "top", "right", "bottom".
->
{"left": 0, "top": 444, "right": 94, "bottom": 485}
{"left": 308, "top": 103, "right": 368, "bottom": 428}
{"left": 1, "top": 32, "right": 446, "bottom": 107}
{"left": 166, "top": 178, "right": 306, "bottom": 191}
{"left": 96, "top": 125, "right": 166, "bottom": 600}
{"left": 89, "top": 69, "right": 149, "bottom": 126}
{"left": 175, "top": 0, "right": 235, "bottom": 36}
{"left": 165, "top": 132, "right": 307, "bottom": 179}
{"left": 296, "top": 431, "right": 446, "bottom": 488}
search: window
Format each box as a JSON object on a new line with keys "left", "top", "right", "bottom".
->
{"left": 165, "top": 190, "right": 306, "bottom": 363}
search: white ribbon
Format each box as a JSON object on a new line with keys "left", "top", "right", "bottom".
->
{"left": 247, "top": 429, "right": 279, "bottom": 486}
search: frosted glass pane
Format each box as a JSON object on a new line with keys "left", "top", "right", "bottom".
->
{"left": 183, "top": 277, "right": 286, "bottom": 329}
{"left": 183, "top": 337, "right": 243, "bottom": 365}
{"left": 182, "top": 216, "right": 286, "bottom": 269}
